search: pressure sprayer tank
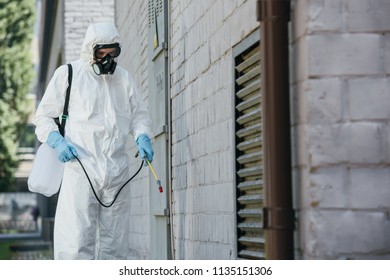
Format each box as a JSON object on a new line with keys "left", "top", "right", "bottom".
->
{"left": 28, "top": 143, "right": 65, "bottom": 197}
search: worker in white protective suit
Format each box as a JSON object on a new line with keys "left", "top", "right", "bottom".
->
{"left": 33, "top": 22, "right": 154, "bottom": 259}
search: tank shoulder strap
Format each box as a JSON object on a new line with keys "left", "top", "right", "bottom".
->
{"left": 59, "top": 63, "right": 73, "bottom": 136}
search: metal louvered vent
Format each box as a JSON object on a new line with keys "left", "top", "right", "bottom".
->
{"left": 234, "top": 36, "right": 264, "bottom": 260}
{"left": 148, "top": 0, "right": 163, "bottom": 28}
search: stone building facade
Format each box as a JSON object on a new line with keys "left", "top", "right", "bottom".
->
{"left": 291, "top": 0, "right": 390, "bottom": 259}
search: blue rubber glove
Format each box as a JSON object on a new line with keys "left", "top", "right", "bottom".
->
{"left": 47, "top": 131, "right": 78, "bottom": 163}
{"left": 136, "top": 133, "right": 154, "bottom": 163}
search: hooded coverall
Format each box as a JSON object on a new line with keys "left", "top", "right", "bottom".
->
{"left": 33, "top": 22, "right": 153, "bottom": 259}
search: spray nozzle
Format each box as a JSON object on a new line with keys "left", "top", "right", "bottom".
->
{"left": 136, "top": 152, "right": 163, "bottom": 193}
{"left": 145, "top": 158, "right": 163, "bottom": 193}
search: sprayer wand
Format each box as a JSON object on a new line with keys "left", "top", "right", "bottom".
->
{"left": 135, "top": 151, "right": 163, "bottom": 193}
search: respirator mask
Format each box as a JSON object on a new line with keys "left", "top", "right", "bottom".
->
{"left": 92, "top": 43, "right": 121, "bottom": 75}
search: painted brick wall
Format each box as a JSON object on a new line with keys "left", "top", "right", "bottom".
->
{"left": 63, "top": 0, "right": 115, "bottom": 63}
{"left": 291, "top": 0, "right": 390, "bottom": 259}
{"left": 170, "top": 0, "right": 259, "bottom": 259}
{"left": 115, "top": 0, "right": 151, "bottom": 260}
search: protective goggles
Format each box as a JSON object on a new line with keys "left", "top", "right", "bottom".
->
{"left": 93, "top": 43, "right": 121, "bottom": 59}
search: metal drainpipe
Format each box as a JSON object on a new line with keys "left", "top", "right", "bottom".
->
{"left": 257, "top": 0, "right": 294, "bottom": 259}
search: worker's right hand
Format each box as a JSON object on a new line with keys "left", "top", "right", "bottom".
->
{"left": 47, "top": 131, "right": 78, "bottom": 162}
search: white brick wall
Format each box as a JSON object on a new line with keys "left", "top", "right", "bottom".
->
{"left": 115, "top": 0, "right": 151, "bottom": 260}
{"left": 170, "top": 0, "right": 258, "bottom": 259}
{"left": 291, "top": 0, "right": 390, "bottom": 259}
{"left": 63, "top": 0, "right": 115, "bottom": 63}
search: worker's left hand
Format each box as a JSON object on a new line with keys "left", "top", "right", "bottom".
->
{"left": 136, "top": 133, "right": 154, "bottom": 163}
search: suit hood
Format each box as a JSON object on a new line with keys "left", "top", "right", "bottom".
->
{"left": 80, "top": 22, "right": 121, "bottom": 67}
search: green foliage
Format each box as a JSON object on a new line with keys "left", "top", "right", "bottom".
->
{"left": 0, "top": 242, "right": 11, "bottom": 260}
{"left": 0, "top": 0, "right": 35, "bottom": 191}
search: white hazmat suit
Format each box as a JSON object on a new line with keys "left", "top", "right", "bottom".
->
{"left": 33, "top": 23, "right": 152, "bottom": 259}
